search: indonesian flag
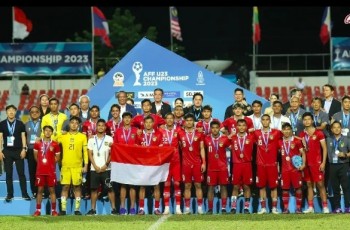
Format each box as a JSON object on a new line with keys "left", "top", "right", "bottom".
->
{"left": 320, "top": 7, "right": 331, "bottom": 45}
{"left": 13, "top": 7, "right": 32, "bottom": 40}
{"left": 110, "top": 143, "right": 174, "bottom": 186}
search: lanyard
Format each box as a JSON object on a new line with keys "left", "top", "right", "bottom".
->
{"left": 290, "top": 110, "right": 300, "bottom": 129}
{"left": 143, "top": 131, "right": 153, "bottom": 146}
{"left": 50, "top": 114, "right": 58, "bottom": 131}
{"left": 95, "top": 135, "right": 106, "bottom": 153}
{"left": 238, "top": 133, "right": 247, "bottom": 153}
{"left": 30, "top": 120, "right": 40, "bottom": 133}
{"left": 333, "top": 137, "right": 341, "bottom": 151}
{"left": 42, "top": 139, "right": 52, "bottom": 157}
{"left": 193, "top": 108, "right": 201, "bottom": 121}
{"left": 262, "top": 130, "right": 270, "bottom": 149}
{"left": 90, "top": 119, "right": 96, "bottom": 132}
{"left": 186, "top": 130, "right": 195, "bottom": 147}
{"left": 7, "top": 120, "right": 16, "bottom": 136}
{"left": 122, "top": 128, "right": 131, "bottom": 144}
{"left": 283, "top": 137, "right": 292, "bottom": 156}
{"left": 203, "top": 118, "right": 212, "bottom": 135}
{"left": 211, "top": 135, "right": 221, "bottom": 153}
{"left": 165, "top": 125, "right": 175, "bottom": 145}
{"left": 343, "top": 112, "right": 349, "bottom": 127}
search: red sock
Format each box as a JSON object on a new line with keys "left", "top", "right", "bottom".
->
{"left": 208, "top": 200, "right": 213, "bottom": 209}
{"left": 222, "top": 197, "right": 227, "bottom": 208}
{"left": 174, "top": 183, "right": 181, "bottom": 205}
{"left": 164, "top": 186, "right": 170, "bottom": 206}
{"left": 244, "top": 200, "right": 250, "bottom": 208}
{"left": 282, "top": 190, "right": 289, "bottom": 210}
{"left": 155, "top": 200, "right": 160, "bottom": 209}
{"left": 296, "top": 191, "right": 302, "bottom": 209}
{"left": 139, "top": 199, "right": 144, "bottom": 209}
{"left": 185, "top": 198, "right": 190, "bottom": 208}
{"left": 322, "top": 201, "right": 328, "bottom": 208}
{"left": 272, "top": 198, "right": 278, "bottom": 208}
{"left": 197, "top": 198, "right": 203, "bottom": 206}
{"left": 260, "top": 199, "right": 266, "bottom": 208}
{"left": 308, "top": 200, "right": 314, "bottom": 208}
{"left": 36, "top": 203, "right": 41, "bottom": 210}
{"left": 51, "top": 202, "right": 56, "bottom": 211}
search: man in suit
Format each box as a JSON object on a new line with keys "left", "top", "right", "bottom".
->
{"left": 117, "top": 91, "right": 137, "bottom": 117}
{"left": 79, "top": 95, "right": 91, "bottom": 123}
{"left": 150, "top": 88, "right": 172, "bottom": 118}
{"left": 322, "top": 84, "right": 341, "bottom": 119}
{"left": 184, "top": 92, "right": 204, "bottom": 122}
{"left": 282, "top": 88, "right": 305, "bottom": 115}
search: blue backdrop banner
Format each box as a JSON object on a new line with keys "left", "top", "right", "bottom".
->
{"left": 88, "top": 38, "right": 268, "bottom": 121}
{"left": 0, "top": 42, "right": 92, "bottom": 75}
{"left": 332, "top": 37, "right": 350, "bottom": 70}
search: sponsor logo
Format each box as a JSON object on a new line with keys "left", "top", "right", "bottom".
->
{"left": 183, "top": 90, "right": 204, "bottom": 98}
{"left": 113, "top": 72, "right": 124, "bottom": 87}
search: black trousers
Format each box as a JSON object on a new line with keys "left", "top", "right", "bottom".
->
{"left": 26, "top": 148, "right": 37, "bottom": 195}
{"left": 3, "top": 148, "right": 28, "bottom": 196}
{"left": 329, "top": 163, "right": 350, "bottom": 209}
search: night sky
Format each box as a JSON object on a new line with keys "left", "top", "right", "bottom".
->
{"left": 0, "top": 6, "right": 349, "bottom": 66}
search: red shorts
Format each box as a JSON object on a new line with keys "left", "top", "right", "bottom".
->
{"left": 281, "top": 170, "right": 302, "bottom": 189}
{"left": 232, "top": 163, "right": 253, "bottom": 186}
{"left": 207, "top": 170, "right": 229, "bottom": 186}
{"left": 182, "top": 163, "right": 203, "bottom": 183}
{"left": 167, "top": 161, "right": 181, "bottom": 182}
{"left": 35, "top": 174, "right": 57, "bottom": 187}
{"left": 303, "top": 165, "right": 324, "bottom": 182}
{"left": 256, "top": 165, "right": 278, "bottom": 189}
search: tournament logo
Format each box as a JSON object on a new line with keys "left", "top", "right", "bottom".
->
{"left": 132, "top": 61, "right": 143, "bottom": 86}
{"left": 196, "top": 71, "right": 205, "bottom": 86}
{"left": 113, "top": 72, "right": 124, "bottom": 87}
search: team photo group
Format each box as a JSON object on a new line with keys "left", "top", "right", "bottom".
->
{"left": 0, "top": 84, "right": 349, "bottom": 216}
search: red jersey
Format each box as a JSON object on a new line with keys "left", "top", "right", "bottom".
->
{"left": 106, "top": 119, "right": 123, "bottom": 138}
{"left": 222, "top": 116, "right": 254, "bottom": 135}
{"left": 196, "top": 118, "right": 221, "bottom": 135}
{"left": 136, "top": 129, "right": 163, "bottom": 146}
{"left": 178, "top": 129, "right": 204, "bottom": 165}
{"left": 254, "top": 129, "right": 282, "bottom": 166}
{"left": 114, "top": 126, "right": 138, "bottom": 145}
{"left": 231, "top": 133, "right": 255, "bottom": 163}
{"left": 299, "top": 129, "right": 325, "bottom": 166}
{"left": 160, "top": 125, "right": 181, "bottom": 163}
{"left": 82, "top": 119, "right": 97, "bottom": 138}
{"left": 204, "top": 134, "right": 231, "bottom": 171}
{"left": 131, "top": 113, "right": 165, "bottom": 130}
{"left": 33, "top": 140, "right": 60, "bottom": 175}
{"left": 278, "top": 137, "right": 303, "bottom": 172}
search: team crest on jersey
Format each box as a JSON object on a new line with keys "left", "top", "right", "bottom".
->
{"left": 194, "top": 136, "right": 198, "bottom": 141}
{"left": 219, "top": 142, "right": 223, "bottom": 147}
{"left": 131, "top": 134, "right": 135, "bottom": 139}
{"left": 234, "top": 144, "right": 238, "bottom": 150}
{"left": 258, "top": 140, "right": 262, "bottom": 146}
{"left": 182, "top": 141, "right": 186, "bottom": 147}
{"left": 152, "top": 137, "right": 157, "bottom": 141}
{"left": 70, "top": 138, "right": 74, "bottom": 142}
{"left": 281, "top": 149, "right": 284, "bottom": 155}
{"left": 50, "top": 146, "right": 54, "bottom": 151}
{"left": 174, "top": 133, "right": 178, "bottom": 137}
{"left": 269, "top": 135, "right": 274, "bottom": 140}
{"left": 291, "top": 144, "right": 295, "bottom": 149}
{"left": 312, "top": 135, "right": 316, "bottom": 140}
{"left": 341, "top": 142, "right": 344, "bottom": 147}
{"left": 246, "top": 140, "right": 250, "bottom": 144}
{"left": 104, "top": 142, "right": 109, "bottom": 146}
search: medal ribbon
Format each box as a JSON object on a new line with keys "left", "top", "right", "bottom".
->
{"left": 122, "top": 128, "right": 131, "bottom": 144}
{"left": 143, "top": 131, "right": 153, "bottom": 146}
{"left": 238, "top": 133, "right": 247, "bottom": 153}
{"left": 95, "top": 135, "right": 106, "bottom": 153}
{"left": 42, "top": 139, "right": 52, "bottom": 158}
{"left": 185, "top": 130, "right": 195, "bottom": 148}
{"left": 283, "top": 138, "right": 292, "bottom": 156}
{"left": 211, "top": 135, "right": 221, "bottom": 153}
{"left": 262, "top": 130, "right": 270, "bottom": 149}
{"left": 166, "top": 125, "right": 175, "bottom": 145}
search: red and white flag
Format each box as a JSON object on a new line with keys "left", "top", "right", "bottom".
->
{"left": 13, "top": 7, "right": 32, "bottom": 40}
{"left": 320, "top": 7, "right": 331, "bottom": 45}
{"left": 110, "top": 143, "right": 174, "bottom": 186}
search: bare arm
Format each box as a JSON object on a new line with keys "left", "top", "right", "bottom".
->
{"left": 200, "top": 141, "right": 206, "bottom": 173}
{"left": 0, "top": 132, "right": 4, "bottom": 161}
{"left": 21, "top": 131, "right": 27, "bottom": 159}
{"left": 320, "top": 139, "right": 327, "bottom": 172}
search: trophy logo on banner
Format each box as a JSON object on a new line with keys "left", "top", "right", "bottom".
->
{"left": 334, "top": 47, "right": 341, "bottom": 62}
{"left": 132, "top": 61, "right": 143, "bottom": 86}
{"left": 113, "top": 72, "right": 125, "bottom": 87}
{"left": 196, "top": 71, "right": 205, "bottom": 86}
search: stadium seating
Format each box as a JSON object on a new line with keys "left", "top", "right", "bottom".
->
{"left": 256, "top": 87, "right": 262, "bottom": 97}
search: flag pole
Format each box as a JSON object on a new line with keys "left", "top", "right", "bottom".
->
{"left": 252, "top": 7, "right": 256, "bottom": 70}
{"left": 12, "top": 7, "right": 15, "bottom": 43}
{"left": 91, "top": 7, "right": 95, "bottom": 84}
{"left": 328, "top": 7, "right": 333, "bottom": 70}
{"left": 169, "top": 7, "right": 174, "bottom": 52}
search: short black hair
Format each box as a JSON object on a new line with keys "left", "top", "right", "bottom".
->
{"left": 210, "top": 120, "right": 221, "bottom": 127}
{"left": 252, "top": 100, "right": 262, "bottom": 107}
{"left": 69, "top": 116, "right": 81, "bottom": 123}
{"left": 331, "top": 121, "right": 342, "bottom": 129}
{"left": 312, "top": 97, "right": 323, "bottom": 103}
{"left": 261, "top": 114, "right": 270, "bottom": 120}
{"left": 323, "top": 84, "right": 334, "bottom": 91}
{"left": 202, "top": 105, "right": 212, "bottom": 112}
{"left": 342, "top": 95, "right": 350, "bottom": 102}
{"left": 143, "top": 115, "right": 154, "bottom": 122}
{"left": 43, "top": 125, "right": 54, "bottom": 132}
{"left": 110, "top": 104, "right": 121, "bottom": 112}
{"left": 184, "top": 113, "right": 195, "bottom": 120}
{"left": 175, "top": 97, "right": 184, "bottom": 104}
{"left": 89, "top": 105, "right": 100, "bottom": 112}
{"left": 234, "top": 88, "right": 244, "bottom": 94}
{"left": 154, "top": 88, "right": 164, "bottom": 95}
{"left": 302, "top": 112, "right": 313, "bottom": 120}
{"left": 273, "top": 100, "right": 283, "bottom": 106}
{"left": 97, "top": 118, "right": 106, "bottom": 124}
{"left": 282, "top": 122, "right": 292, "bottom": 130}
{"left": 192, "top": 92, "right": 203, "bottom": 101}
{"left": 69, "top": 103, "right": 80, "bottom": 109}
{"left": 236, "top": 119, "right": 247, "bottom": 125}
{"left": 49, "top": 97, "right": 59, "bottom": 104}
{"left": 165, "top": 112, "right": 175, "bottom": 118}
{"left": 141, "top": 99, "right": 152, "bottom": 106}
{"left": 289, "top": 88, "right": 302, "bottom": 98}
{"left": 122, "top": 111, "right": 133, "bottom": 118}
{"left": 6, "top": 104, "right": 17, "bottom": 111}
{"left": 29, "top": 105, "right": 40, "bottom": 112}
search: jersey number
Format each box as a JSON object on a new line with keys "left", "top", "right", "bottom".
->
{"left": 69, "top": 144, "right": 75, "bottom": 150}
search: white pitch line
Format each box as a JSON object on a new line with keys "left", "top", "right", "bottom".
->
{"left": 148, "top": 214, "right": 171, "bottom": 230}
